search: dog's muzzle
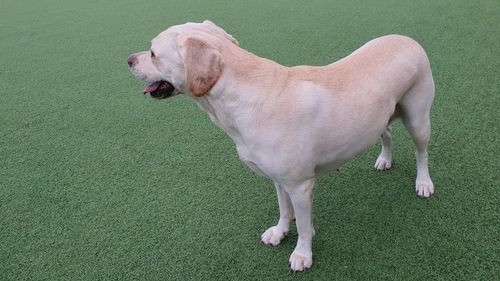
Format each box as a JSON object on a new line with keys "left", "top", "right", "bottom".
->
{"left": 143, "top": 80, "right": 180, "bottom": 99}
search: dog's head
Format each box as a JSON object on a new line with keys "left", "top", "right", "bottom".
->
{"left": 127, "top": 20, "right": 239, "bottom": 99}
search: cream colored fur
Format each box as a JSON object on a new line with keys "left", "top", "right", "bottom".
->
{"left": 128, "top": 20, "right": 435, "bottom": 272}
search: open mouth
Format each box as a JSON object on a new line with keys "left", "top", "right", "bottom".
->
{"left": 143, "top": 80, "right": 179, "bottom": 99}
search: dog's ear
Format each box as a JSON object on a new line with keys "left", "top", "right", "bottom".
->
{"left": 179, "top": 37, "right": 223, "bottom": 97}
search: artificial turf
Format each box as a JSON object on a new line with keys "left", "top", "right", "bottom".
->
{"left": 1, "top": 0, "right": 499, "bottom": 280}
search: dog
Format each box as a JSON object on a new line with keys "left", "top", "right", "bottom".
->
{"left": 127, "top": 20, "right": 435, "bottom": 272}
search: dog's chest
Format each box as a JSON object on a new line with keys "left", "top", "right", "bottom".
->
{"left": 196, "top": 97, "right": 241, "bottom": 131}
{"left": 196, "top": 99, "right": 270, "bottom": 177}
{"left": 235, "top": 144, "right": 269, "bottom": 177}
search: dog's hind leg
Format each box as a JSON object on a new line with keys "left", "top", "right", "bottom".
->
{"left": 399, "top": 73, "right": 435, "bottom": 198}
{"left": 374, "top": 105, "right": 404, "bottom": 171}
{"left": 374, "top": 125, "right": 393, "bottom": 171}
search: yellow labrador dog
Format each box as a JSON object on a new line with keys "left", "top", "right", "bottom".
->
{"left": 128, "top": 20, "right": 435, "bottom": 272}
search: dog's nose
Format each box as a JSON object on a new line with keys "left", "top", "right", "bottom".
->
{"left": 127, "top": 55, "right": 138, "bottom": 68}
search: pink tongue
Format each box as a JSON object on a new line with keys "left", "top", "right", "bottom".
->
{"left": 144, "top": 82, "right": 160, "bottom": 93}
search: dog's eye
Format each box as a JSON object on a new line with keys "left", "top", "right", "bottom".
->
{"left": 151, "top": 50, "right": 155, "bottom": 58}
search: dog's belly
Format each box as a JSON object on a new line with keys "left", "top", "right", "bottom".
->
{"left": 234, "top": 100, "right": 391, "bottom": 180}
{"left": 313, "top": 131, "right": 382, "bottom": 177}
{"left": 314, "top": 161, "right": 343, "bottom": 177}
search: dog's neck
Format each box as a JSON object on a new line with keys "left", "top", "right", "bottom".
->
{"left": 194, "top": 47, "right": 288, "bottom": 144}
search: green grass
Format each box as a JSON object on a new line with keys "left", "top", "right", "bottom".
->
{"left": 1, "top": 0, "right": 499, "bottom": 280}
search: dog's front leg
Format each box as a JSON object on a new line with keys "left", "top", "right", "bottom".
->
{"left": 261, "top": 182, "right": 294, "bottom": 246}
{"left": 285, "top": 178, "right": 316, "bottom": 272}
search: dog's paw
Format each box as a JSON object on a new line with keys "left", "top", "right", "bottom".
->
{"left": 289, "top": 250, "right": 313, "bottom": 272}
{"left": 374, "top": 155, "right": 392, "bottom": 171}
{"left": 416, "top": 180, "right": 434, "bottom": 198}
{"left": 261, "top": 226, "right": 288, "bottom": 246}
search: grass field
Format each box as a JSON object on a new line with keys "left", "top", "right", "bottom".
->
{"left": 1, "top": 0, "right": 499, "bottom": 280}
